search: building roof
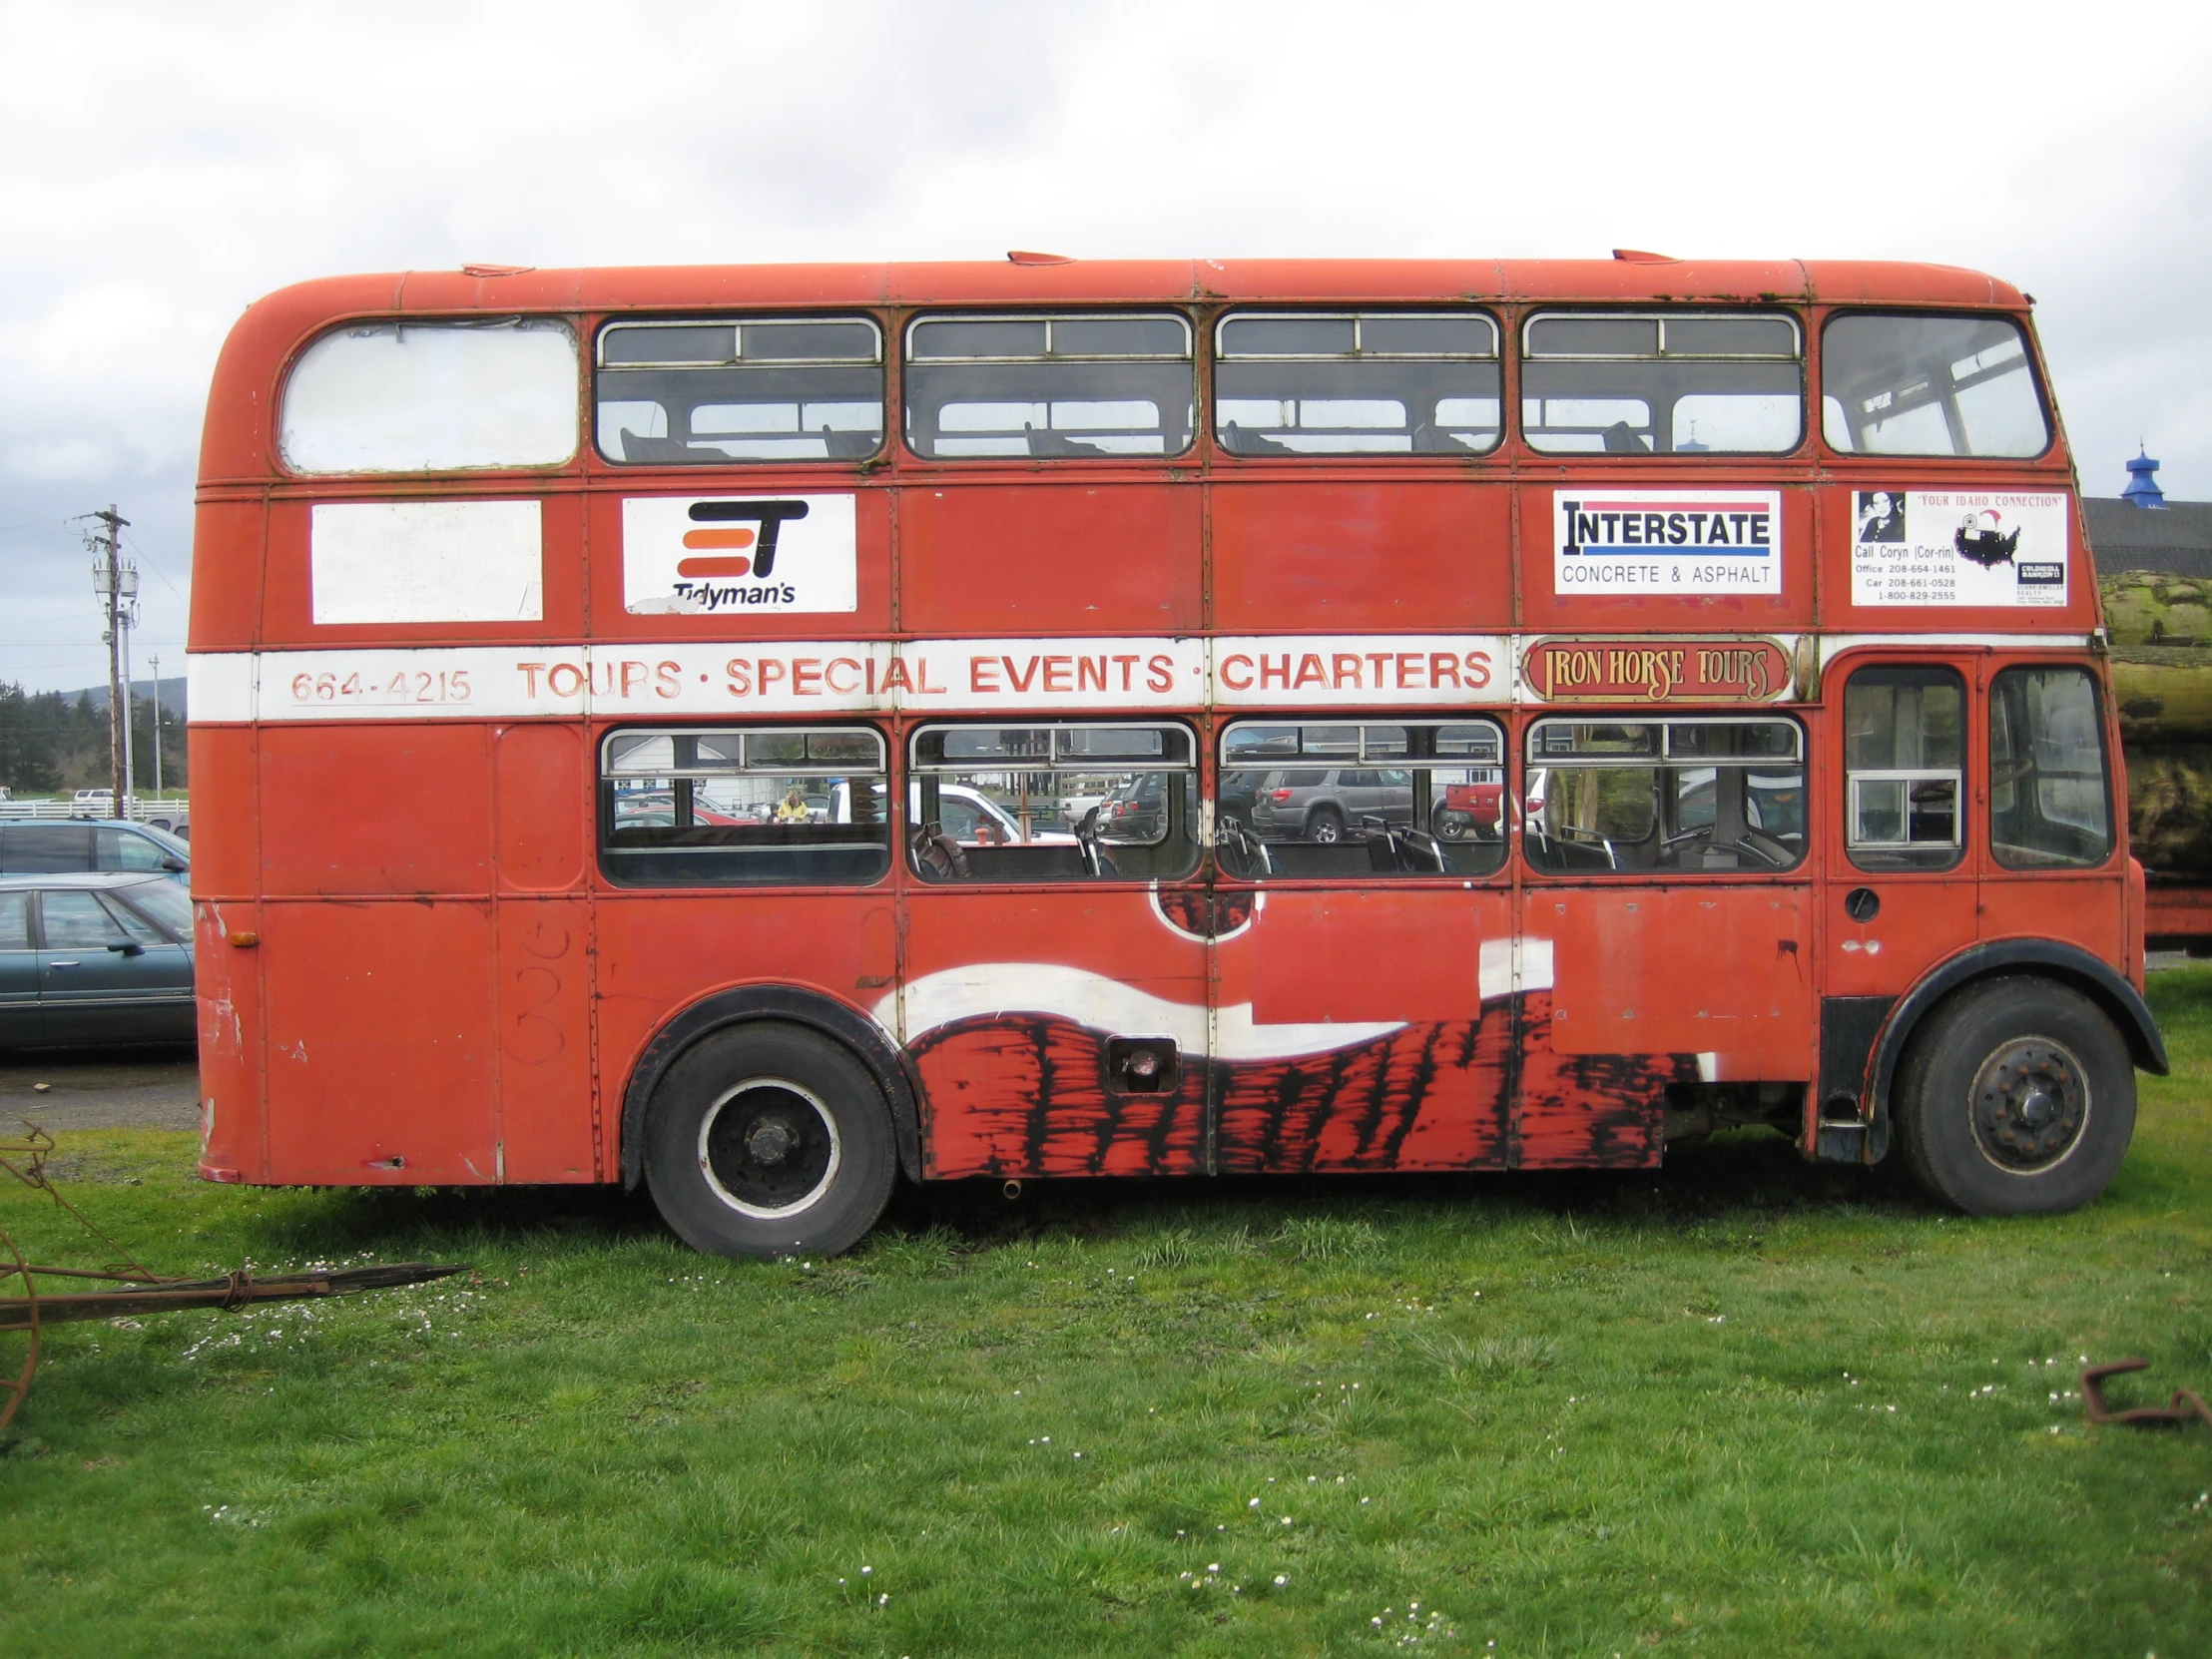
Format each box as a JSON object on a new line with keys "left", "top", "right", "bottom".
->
{"left": 2084, "top": 498, "right": 2212, "bottom": 577}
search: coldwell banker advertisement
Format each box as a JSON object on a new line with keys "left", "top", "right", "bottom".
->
{"left": 1553, "top": 488, "right": 1782, "bottom": 595}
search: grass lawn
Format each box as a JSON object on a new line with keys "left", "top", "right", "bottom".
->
{"left": 4, "top": 977, "right": 2212, "bottom": 1657}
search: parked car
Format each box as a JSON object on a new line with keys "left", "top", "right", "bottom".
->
{"left": 0, "top": 820, "right": 190, "bottom": 881}
{"left": 1249, "top": 768, "right": 1415, "bottom": 843}
{"left": 1216, "top": 770, "right": 1266, "bottom": 833}
{"left": 0, "top": 872, "right": 196, "bottom": 1049}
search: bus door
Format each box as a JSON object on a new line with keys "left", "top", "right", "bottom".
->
{"left": 1823, "top": 661, "right": 1978, "bottom": 1130}
{"left": 1978, "top": 658, "right": 2124, "bottom": 960}
{"left": 897, "top": 722, "right": 1212, "bottom": 1180}
{"left": 1211, "top": 719, "right": 1513, "bottom": 1171}
{"left": 1520, "top": 713, "right": 1814, "bottom": 1165}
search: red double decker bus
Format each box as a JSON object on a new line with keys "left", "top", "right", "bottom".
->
{"left": 187, "top": 255, "right": 2165, "bottom": 1256}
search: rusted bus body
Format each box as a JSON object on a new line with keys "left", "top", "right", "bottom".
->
{"left": 186, "top": 258, "right": 2164, "bottom": 1252}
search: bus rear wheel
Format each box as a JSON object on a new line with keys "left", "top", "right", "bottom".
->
{"left": 1894, "top": 976, "right": 2134, "bottom": 1216}
{"left": 643, "top": 1022, "right": 896, "bottom": 1258}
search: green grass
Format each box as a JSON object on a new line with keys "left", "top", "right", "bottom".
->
{"left": 5, "top": 977, "right": 2212, "bottom": 1656}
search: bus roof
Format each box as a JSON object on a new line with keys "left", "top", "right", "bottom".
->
{"left": 199, "top": 258, "right": 2031, "bottom": 485}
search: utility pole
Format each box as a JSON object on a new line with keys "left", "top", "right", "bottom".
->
{"left": 86, "top": 506, "right": 134, "bottom": 817}
{"left": 149, "top": 652, "right": 163, "bottom": 798}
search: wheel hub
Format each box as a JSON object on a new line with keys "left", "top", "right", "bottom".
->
{"left": 700, "top": 1083, "right": 837, "bottom": 1215}
{"left": 1970, "top": 1040, "right": 2087, "bottom": 1172}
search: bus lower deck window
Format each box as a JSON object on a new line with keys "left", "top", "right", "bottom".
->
{"left": 595, "top": 316, "right": 884, "bottom": 464}
{"left": 1523, "top": 717, "right": 1805, "bottom": 874}
{"left": 904, "top": 314, "right": 1194, "bottom": 459}
{"left": 1989, "top": 665, "right": 2112, "bottom": 868}
{"left": 1520, "top": 311, "right": 1802, "bottom": 455}
{"left": 908, "top": 724, "right": 1198, "bottom": 881}
{"left": 1214, "top": 311, "right": 1500, "bottom": 455}
{"left": 1218, "top": 721, "right": 1507, "bottom": 877}
{"left": 1821, "top": 312, "right": 2049, "bottom": 457}
{"left": 598, "top": 726, "right": 889, "bottom": 886}
{"left": 1844, "top": 666, "right": 1964, "bottom": 869}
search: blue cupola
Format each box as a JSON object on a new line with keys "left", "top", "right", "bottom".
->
{"left": 2122, "top": 446, "right": 2167, "bottom": 508}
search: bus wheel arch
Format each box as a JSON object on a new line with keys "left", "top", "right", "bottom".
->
{"left": 1891, "top": 973, "right": 2135, "bottom": 1215}
{"left": 640, "top": 1019, "right": 899, "bottom": 1258}
{"left": 620, "top": 984, "right": 924, "bottom": 1196}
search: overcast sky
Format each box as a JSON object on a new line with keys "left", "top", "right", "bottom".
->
{"left": 3, "top": 0, "right": 2208, "bottom": 694}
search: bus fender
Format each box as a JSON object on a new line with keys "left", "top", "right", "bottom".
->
{"left": 1870, "top": 938, "right": 2169, "bottom": 1129}
{"left": 619, "top": 984, "right": 925, "bottom": 1190}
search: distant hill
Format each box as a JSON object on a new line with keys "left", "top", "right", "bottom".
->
{"left": 68, "top": 675, "right": 187, "bottom": 718}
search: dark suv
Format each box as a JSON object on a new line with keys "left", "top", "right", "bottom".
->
{"left": 1249, "top": 768, "right": 1414, "bottom": 843}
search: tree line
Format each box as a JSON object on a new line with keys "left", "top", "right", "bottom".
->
{"left": 0, "top": 682, "right": 186, "bottom": 796}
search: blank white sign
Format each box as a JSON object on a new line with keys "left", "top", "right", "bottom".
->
{"left": 310, "top": 500, "right": 544, "bottom": 625}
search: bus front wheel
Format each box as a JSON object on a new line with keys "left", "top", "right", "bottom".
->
{"left": 1894, "top": 976, "right": 2134, "bottom": 1216}
{"left": 643, "top": 1022, "right": 897, "bottom": 1258}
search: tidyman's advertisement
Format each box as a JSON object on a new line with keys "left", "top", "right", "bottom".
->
{"left": 624, "top": 493, "right": 858, "bottom": 615}
{"left": 1848, "top": 489, "right": 2068, "bottom": 607}
{"left": 1552, "top": 489, "right": 1782, "bottom": 596}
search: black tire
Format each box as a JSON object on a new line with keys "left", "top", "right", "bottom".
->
{"left": 1894, "top": 976, "right": 2135, "bottom": 1216}
{"left": 1308, "top": 806, "right": 1346, "bottom": 844}
{"left": 642, "top": 1021, "right": 896, "bottom": 1258}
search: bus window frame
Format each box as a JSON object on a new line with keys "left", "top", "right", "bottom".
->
{"left": 594, "top": 721, "right": 893, "bottom": 891}
{"left": 590, "top": 312, "right": 889, "bottom": 468}
{"left": 275, "top": 312, "right": 584, "bottom": 479}
{"left": 1519, "top": 710, "right": 1809, "bottom": 877}
{"left": 901, "top": 310, "right": 1198, "bottom": 463}
{"left": 1210, "top": 308, "right": 1504, "bottom": 460}
{"left": 1815, "top": 307, "right": 2057, "bottom": 464}
{"left": 1518, "top": 308, "right": 1807, "bottom": 459}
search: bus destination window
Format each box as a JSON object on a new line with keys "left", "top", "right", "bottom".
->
{"left": 903, "top": 314, "right": 1194, "bottom": 459}
{"left": 598, "top": 727, "right": 889, "bottom": 887}
{"left": 1989, "top": 666, "right": 2113, "bottom": 868}
{"left": 1214, "top": 312, "right": 1501, "bottom": 455}
{"left": 1821, "top": 312, "right": 2051, "bottom": 457}
{"left": 280, "top": 317, "right": 579, "bottom": 473}
{"left": 594, "top": 316, "right": 885, "bottom": 464}
{"left": 1843, "top": 665, "right": 1965, "bottom": 870}
{"left": 1218, "top": 721, "right": 1507, "bottom": 877}
{"left": 1521, "top": 311, "right": 1803, "bottom": 456}
{"left": 908, "top": 724, "right": 1198, "bottom": 881}
{"left": 1523, "top": 717, "right": 1806, "bottom": 873}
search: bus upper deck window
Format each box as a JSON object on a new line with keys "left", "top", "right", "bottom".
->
{"left": 904, "top": 313, "right": 1194, "bottom": 459}
{"left": 908, "top": 723, "right": 1198, "bottom": 881}
{"left": 1844, "top": 665, "right": 1964, "bottom": 870}
{"left": 594, "top": 317, "right": 884, "bottom": 464}
{"left": 1989, "top": 665, "right": 2112, "bottom": 868}
{"left": 1523, "top": 717, "right": 1806, "bottom": 874}
{"left": 280, "top": 318, "right": 579, "bottom": 473}
{"left": 1521, "top": 311, "right": 1802, "bottom": 456}
{"left": 1821, "top": 312, "right": 2050, "bottom": 458}
{"left": 598, "top": 726, "right": 889, "bottom": 887}
{"left": 1214, "top": 311, "right": 1500, "bottom": 455}
{"left": 1218, "top": 720, "right": 1508, "bottom": 878}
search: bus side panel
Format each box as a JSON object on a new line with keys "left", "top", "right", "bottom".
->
{"left": 261, "top": 898, "right": 500, "bottom": 1183}
{"left": 491, "top": 722, "right": 595, "bottom": 1180}
{"left": 592, "top": 892, "right": 899, "bottom": 1145}
{"left": 1977, "top": 875, "right": 2125, "bottom": 965}
{"left": 583, "top": 485, "right": 895, "bottom": 641}
{"left": 1515, "top": 481, "right": 1816, "bottom": 635}
{"left": 495, "top": 897, "right": 596, "bottom": 1181}
{"left": 1512, "top": 987, "right": 1680, "bottom": 1168}
{"left": 1209, "top": 481, "right": 1512, "bottom": 631}
{"left": 899, "top": 891, "right": 1209, "bottom": 1180}
{"left": 188, "top": 724, "right": 261, "bottom": 898}
{"left": 898, "top": 483, "right": 1202, "bottom": 634}
{"left": 256, "top": 495, "right": 589, "bottom": 649}
{"left": 260, "top": 725, "right": 492, "bottom": 896}
{"left": 188, "top": 499, "right": 264, "bottom": 651}
{"left": 194, "top": 898, "right": 264, "bottom": 1182}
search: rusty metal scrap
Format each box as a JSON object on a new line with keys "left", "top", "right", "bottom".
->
{"left": 2080, "top": 1359, "right": 2212, "bottom": 1429}
{"left": 1, "top": 1120, "right": 465, "bottom": 1434}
